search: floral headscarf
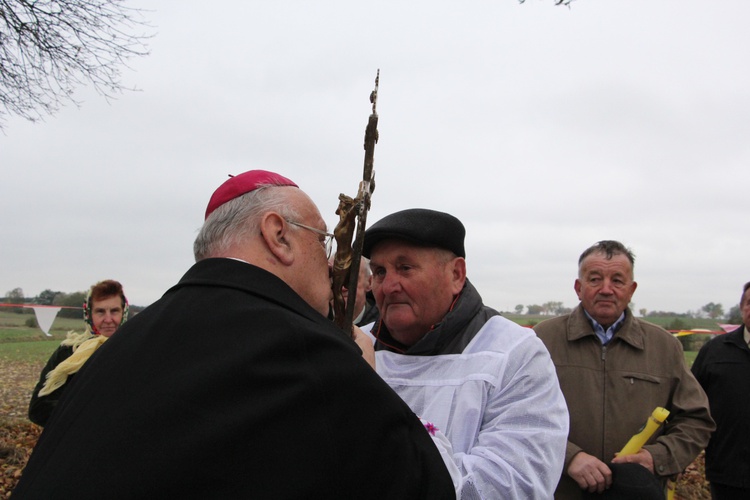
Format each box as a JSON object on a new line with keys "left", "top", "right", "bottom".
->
{"left": 40, "top": 286, "right": 130, "bottom": 396}
{"left": 82, "top": 287, "right": 129, "bottom": 336}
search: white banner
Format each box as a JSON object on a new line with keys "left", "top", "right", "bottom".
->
{"left": 32, "top": 307, "right": 62, "bottom": 337}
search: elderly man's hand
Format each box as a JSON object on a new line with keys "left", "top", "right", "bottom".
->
{"left": 612, "top": 448, "right": 654, "bottom": 474}
{"left": 568, "top": 452, "right": 613, "bottom": 493}
{"left": 352, "top": 326, "right": 375, "bottom": 370}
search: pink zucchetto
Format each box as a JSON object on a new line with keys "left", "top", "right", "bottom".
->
{"left": 204, "top": 170, "right": 298, "bottom": 219}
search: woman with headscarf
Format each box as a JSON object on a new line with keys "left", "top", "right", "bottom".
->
{"left": 28, "top": 279, "right": 129, "bottom": 426}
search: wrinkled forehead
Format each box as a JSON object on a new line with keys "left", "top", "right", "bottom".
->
{"left": 370, "top": 238, "right": 423, "bottom": 261}
{"left": 369, "top": 239, "right": 454, "bottom": 268}
{"left": 92, "top": 295, "right": 123, "bottom": 309}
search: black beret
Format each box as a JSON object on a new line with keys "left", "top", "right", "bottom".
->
{"left": 363, "top": 208, "right": 465, "bottom": 258}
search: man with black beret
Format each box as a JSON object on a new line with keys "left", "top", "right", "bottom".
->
{"left": 14, "top": 173, "right": 456, "bottom": 499}
{"left": 363, "top": 207, "right": 569, "bottom": 499}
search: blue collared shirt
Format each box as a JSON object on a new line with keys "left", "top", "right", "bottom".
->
{"left": 583, "top": 310, "right": 626, "bottom": 345}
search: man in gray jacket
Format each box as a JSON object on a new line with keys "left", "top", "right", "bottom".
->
{"left": 534, "top": 240, "right": 714, "bottom": 499}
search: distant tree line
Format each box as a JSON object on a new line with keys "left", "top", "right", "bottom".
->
{"left": 2, "top": 287, "right": 144, "bottom": 318}
{"left": 516, "top": 302, "right": 573, "bottom": 316}
{"left": 4, "top": 286, "right": 742, "bottom": 325}
{"left": 512, "top": 301, "right": 742, "bottom": 324}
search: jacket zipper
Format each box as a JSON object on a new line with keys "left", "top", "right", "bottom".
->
{"left": 601, "top": 344, "right": 607, "bottom": 459}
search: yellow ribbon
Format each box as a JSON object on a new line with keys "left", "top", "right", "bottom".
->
{"left": 39, "top": 334, "right": 108, "bottom": 396}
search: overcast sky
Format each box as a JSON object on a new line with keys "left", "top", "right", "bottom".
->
{"left": 2, "top": 0, "right": 748, "bottom": 316}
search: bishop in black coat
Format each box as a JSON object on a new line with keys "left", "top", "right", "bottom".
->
{"left": 13, "top": 258, "right": 454, "bottom": 499}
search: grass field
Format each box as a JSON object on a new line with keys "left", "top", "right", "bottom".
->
{"left": 0, "top": 310, "right": 84, "bottom": 366}
{"left": 0, "top": 341, "right": 61, "bottom": 363}
{"left": 0, "top": 310, "right": 81, "bottom": 344}
{"left": 1, "top": 310, "right": 715, "bottom": 366}
{"left": 0, "top": 309, "right": 711, "bottom": 499}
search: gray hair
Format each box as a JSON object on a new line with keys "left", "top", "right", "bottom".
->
{"left": 578, "top": 240, "right": 635, "bottom": 277}
{"left": 193, "top": 185, "right": 300, "bottom": 261}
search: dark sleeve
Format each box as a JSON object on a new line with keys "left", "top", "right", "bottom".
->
{"left": 690, "top": 341, "right": 710, "bottom": 385}
{"left": 28, "top": 345, "right": 73, "bottom": 426}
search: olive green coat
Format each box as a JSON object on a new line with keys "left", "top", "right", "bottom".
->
{"left": 534, "top": 306, "right": 714, "bottom": 499}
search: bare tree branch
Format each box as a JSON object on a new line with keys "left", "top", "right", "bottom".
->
{"left": 0, "top": 0, "right": 152, "bottom": 129}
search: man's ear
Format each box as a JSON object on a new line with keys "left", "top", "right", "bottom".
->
{"left": 260, "top": 213, "right": 295, "bottom": 266}
{"left": 574, "top": 279, "right": 582, "bottom": 300}
{"left": 449, "top": 257, "right": 467, "bottom": 295}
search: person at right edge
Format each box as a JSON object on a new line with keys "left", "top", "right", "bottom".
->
{"left": 692, "top": 280, "right": 750, "bottom": 500}
{"left": 534, "top": 240, "right": 714, "bottom": 499}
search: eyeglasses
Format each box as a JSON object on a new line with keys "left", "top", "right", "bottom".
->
{"left": 286, "top": 220, "right": 335, "bottom": 259}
